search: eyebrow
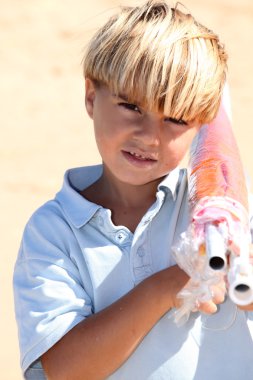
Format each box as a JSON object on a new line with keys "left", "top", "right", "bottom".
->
{"left": 112, "top": 92, "right": 143, "bottom": 107}
{"left": 112, "top": 92, "right": 170, "bottom": 119}
{"left": 112, "top": 92, "right": 188, "bottom": 124}
{"left": 112, "top": 92, "right": 130, "bottom": 102}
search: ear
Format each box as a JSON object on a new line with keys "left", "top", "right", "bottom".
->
{"left": 85, "top": 78, "right": 96, "bottom": 119}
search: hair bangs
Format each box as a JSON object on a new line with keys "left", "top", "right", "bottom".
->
{"left": 160, "top": 36, "right": 226, "bottom": 123}
{"left": 83, "top": 1, "right": 227, "bottom": 124}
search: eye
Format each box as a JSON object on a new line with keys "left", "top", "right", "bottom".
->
{"left": 118, "top": 102, "right": 141, "bottom": 113}
{"left": 165, "top": 117, "right": 187, "bottom": 126}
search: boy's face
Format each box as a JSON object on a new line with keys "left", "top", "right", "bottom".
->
{"left": 85, "top": 78, "right": 202, "bottom": 187}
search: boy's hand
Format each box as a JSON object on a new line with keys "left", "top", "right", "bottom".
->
{"left": 195, "top": 281, "right": 226, "bottom": 314}
{"left": 173, "top": 266, "right": 226, "bottom": 314}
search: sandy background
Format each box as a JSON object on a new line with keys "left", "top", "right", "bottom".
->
{"left": 1, "top": 0, "right": 253, "bottom": 378}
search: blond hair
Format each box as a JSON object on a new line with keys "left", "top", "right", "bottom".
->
{"left": 83, "top": 1, "right": 227, "bottom": 123}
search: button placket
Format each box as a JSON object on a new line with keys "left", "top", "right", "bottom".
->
{"left": 134, "top": 245, "right": 149, "bottom": 267}
{"left": 132, "top": 239, "right": 153, "bottom": 283}
{"left": 131, "top": 211, "right": 158, "bottom": 283}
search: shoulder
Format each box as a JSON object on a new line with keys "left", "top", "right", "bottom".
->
{"left": 18, "top": 199, "right": 74, "bottom": 262}
{"left": 27, "top": 198, "right": 71, "bottom": 232}
{"left": 27, "top": 197, "right": 72, "bottom": 232}
{"left": 20, "top": 164, "right": 103, "bottom": 254}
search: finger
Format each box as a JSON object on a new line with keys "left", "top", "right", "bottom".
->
{"left": 238, "top": 303, "right": 253, "bottom": 311}
{"left": 211, "top": 285, "right": 226, "bottom": 304}
{"left": 198, "top": 300, "right": 218, "bottom": 314}
{"left": 193, "top": 284, "right": 226, "bottom": 315}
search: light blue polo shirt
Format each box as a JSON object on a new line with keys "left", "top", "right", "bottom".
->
{"left": 13, "top": 165, "right": 253, "bottom": 379}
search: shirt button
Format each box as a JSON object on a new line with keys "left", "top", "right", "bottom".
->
{"left": 137, "top": 247, "right": 145, "bottom": 257}
{"left": 115, "top": 230, "right": 128, "bottom": 244}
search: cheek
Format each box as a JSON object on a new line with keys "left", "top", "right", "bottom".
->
{"left": 177, "top": 128, "right": 200, "bottom": 152}
{"left": 163, "top": 132, "right": 197, "bottom": 166}
{"left": 93, "top": 117, "right": 122, "bottom": 157}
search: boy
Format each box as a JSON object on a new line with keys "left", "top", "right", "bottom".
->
{"left": 13, "top": 1, "right": 253, "bottom": 379}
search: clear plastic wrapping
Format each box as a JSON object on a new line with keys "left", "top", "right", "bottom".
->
{"left": 172, "top": 88, "right": 253, "bottom": 325}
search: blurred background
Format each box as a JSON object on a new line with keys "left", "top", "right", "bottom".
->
{"left": 1, "top": 0, "right": 253, "bottom": 378}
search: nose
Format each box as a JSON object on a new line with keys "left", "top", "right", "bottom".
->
{"left": 134, "top": 114, "right": 161, "bottom": 147}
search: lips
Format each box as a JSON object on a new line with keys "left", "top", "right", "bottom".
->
{"left": 122, "top": 150, "right": 157, "bottom": 165}
{"left": 128, "top": 151, "right": 155, "bottom": 161}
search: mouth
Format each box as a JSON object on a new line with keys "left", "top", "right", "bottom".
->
{"left": 122, "top": 150, "right": 157, "bottom": 165}
{"left": 128, "top": 151, "right": 156, "bottom": 161}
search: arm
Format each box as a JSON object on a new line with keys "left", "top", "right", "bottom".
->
{"left": 41, "top": 266, "right": 188, "bottom": 380}
{"left": 41, "top": 264, "right": 224, "bottom": 380}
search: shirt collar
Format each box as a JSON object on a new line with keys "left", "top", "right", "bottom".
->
{"left": 55, "top": 165, "right": 183, "bottom": 228}
{"left": 158, "top": 167, "right": 183, "bottom": 201}
{"left": 56, "top": 165, "right": 103, "bottom": 228}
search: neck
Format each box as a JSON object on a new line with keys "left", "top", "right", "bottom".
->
{"left": 81, "top": 167, "right": 164, "bottom": 231}
{"left": 97, "top": 167, "right": 161, "bottom": 208}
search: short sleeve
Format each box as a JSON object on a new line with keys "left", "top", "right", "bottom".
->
{"left": 13, "top": 202, "right": 93, "bottom": 374}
